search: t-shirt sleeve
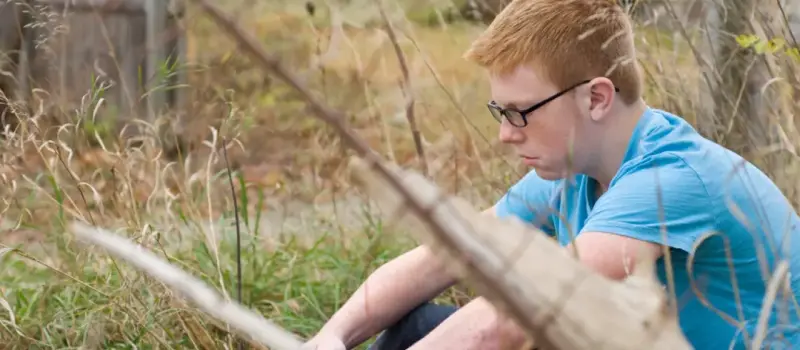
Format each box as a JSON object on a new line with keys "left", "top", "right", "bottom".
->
{"left": 494, "top": 170, "right": 559, "bottom": 236}
{"left": 581, "top": 154, "right": 716, "bottom": 252}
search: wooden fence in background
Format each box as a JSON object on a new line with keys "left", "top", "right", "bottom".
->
{"left": 2, "top": 0, "right": 187, "bottom": 132}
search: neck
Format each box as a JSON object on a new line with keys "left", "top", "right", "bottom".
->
{"left": 585, "top": 99, "right": 647, "bottom": 191}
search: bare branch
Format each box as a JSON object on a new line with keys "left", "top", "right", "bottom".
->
{"left": 182, "top": 0, "right": 558, "bottom": 346}
{"left": 68, "top": 221, "right": 304, "bottom": 350}
{"left": 347, "top": 156, "right": 692, "bottom": 350}
{"left": 182, "top": 0, "right": 692, "bottom": 348}
{"left": 375, "top": 0, "right": 428, "bottom": 176}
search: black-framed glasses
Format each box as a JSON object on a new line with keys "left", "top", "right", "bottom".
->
{"left": 487, "top": 80, "right": 620, "bottom": 127}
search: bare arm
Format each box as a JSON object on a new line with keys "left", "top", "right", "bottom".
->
{"left": 406, "top": 230, "right": 662, "bottom": 350}
{"left": 407, "top": 297, "right": 531, "bottom": 350}
{"left": 310, "top": 244, "right": 458, "bottom": 348}
{"left": 306, "top": 206, "right": 499, "bottom": 349}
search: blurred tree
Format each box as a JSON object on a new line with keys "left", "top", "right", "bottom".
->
{"left": 0, "top": 0, "right": 22, "bottom": 128}
{"left": 696, "top": 0, "right": 800, "bottom": 207}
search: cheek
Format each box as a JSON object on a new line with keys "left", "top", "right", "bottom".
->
{"left": 526, "top": 113, "right": 576, "bottom": 152}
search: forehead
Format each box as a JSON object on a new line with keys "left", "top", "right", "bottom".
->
{"left": 488, "top": 65, "right": 556, "bottom": 108}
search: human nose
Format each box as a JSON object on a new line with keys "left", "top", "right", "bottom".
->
{"left": 498, "top": 119, "right": 524, "bottom": 144}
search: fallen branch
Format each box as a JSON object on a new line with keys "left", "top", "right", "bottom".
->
{"left": 182, "top": 0, "right": 692, "bottom": 348}
{"left": 68, "top": 221, "right": 304, "bottom": 350}
{"left": 347, "top": 156, "right": 691, "bottom": 350}
{"left": 182, "top": 0, "right": 559, "bottom": 347}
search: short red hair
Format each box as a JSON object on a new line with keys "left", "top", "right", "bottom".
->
{"left": 463, "top": 0, "right": 643, "bottom": 105}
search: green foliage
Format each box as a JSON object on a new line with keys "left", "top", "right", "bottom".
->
{"left": 735, "top": 34, "right": 800, "bottom": 62}
{"left": 1, "top": 213, "right": 417, "bottom": 348}
{"left": 76, "top": 74, "right": 117, "bottom": 146}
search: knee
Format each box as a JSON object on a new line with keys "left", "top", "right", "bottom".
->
{"left": 389, "top": 302, "right": 456, "bottom": 335}
{"left": 370, "top": 302, "right": 457, "bottom": 350}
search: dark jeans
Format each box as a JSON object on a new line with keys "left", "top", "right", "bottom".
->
{"left": 367, "top": 302, "right": 458, "bottom": 350}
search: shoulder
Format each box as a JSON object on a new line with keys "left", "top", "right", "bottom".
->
{"left": 605, "top": 151, "right": 714, "bottom": 216}
{"left": 616, "top": 107, "right": 722, "bottom": 199}
{"left": 625, "top": 108, "right": 771, "bottom": 207}
{"left": 586, "top": 152, "right": 716, "bottom": 252}
{"left": 613, "top": 151, "right": 710, "bottom": 197}
{"left": 494, "top": 169, "right": 561, "bottom": 229}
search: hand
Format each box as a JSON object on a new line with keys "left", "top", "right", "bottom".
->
{"left": 301, "top": 332, "right": 347, "bottom": 350}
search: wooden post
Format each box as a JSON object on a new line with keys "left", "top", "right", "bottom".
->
{"left": 145, "top": 0, "right": 167, "bottom": 122}
{"left": 171, "top": 0, "right": 188, "bottom": 133}
{"left": 16, "top": 0, "right": 191, "bottom": 132}
{"left": 16, "top": 0, "right": 36, "bottom": 108}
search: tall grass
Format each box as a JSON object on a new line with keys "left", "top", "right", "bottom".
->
{"left": 1, "top": 0, "right": 799, "bottom": 348}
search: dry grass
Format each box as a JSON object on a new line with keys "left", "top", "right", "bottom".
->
{"left": 0, "top": 0, "right": 798, "bottom": 348}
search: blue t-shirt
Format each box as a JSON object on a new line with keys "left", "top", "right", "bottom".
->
{"left": 495, "top": 107, "right": 800, "bottom": 349}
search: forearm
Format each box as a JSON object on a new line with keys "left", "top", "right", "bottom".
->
{"left": 317, "top": 245, "right": 458, "bottom": 348}
{"left": 403, "top": 232, "right": 660, "bottom": 350}
{"left": 407, "top": 297, "right": 530, "bottom": 350}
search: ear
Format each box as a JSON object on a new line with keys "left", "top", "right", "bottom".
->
{"left": 587, "top": 77, "right": 615, "bottom": 122}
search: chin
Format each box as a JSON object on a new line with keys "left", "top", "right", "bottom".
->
{"left": 531, "top": 167, "right": 565, "bottom": 181}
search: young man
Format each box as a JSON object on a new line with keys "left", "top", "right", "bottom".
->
{"left": 302, "top": 0, "right": 800, "bottom": 349}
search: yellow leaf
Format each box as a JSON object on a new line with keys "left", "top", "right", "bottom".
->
{"left": 735, "top": 34, "right": 760, "bottom": 49}
{"left": 754, "top": 39, "right": 768, "bottom": 54}
{"left": 767, "top": 38, "right": 786, "bottom": 53}
{"left": 786, "top": 47, "right": 800, "bottom": 63}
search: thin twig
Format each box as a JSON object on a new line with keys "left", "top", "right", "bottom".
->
{"left": 68, "top": 222, "right": 304, "bottom": 350}
{"left": 1, "top": 244, "right": 109, "bottom": 298}
{"left": 375, "top": 0, "right": 427, "bottom": 176}
{"left": 55, "top": 147, "right": 96, "bottom": 225}
{"left": 221, "top": 136, "right": 245, "bottom": 350}
{"left": 181, "top": 1, "right": 691, "bottom": 348}
{"left": 183, "top": 0, "right": 558, "bottom": 346}
{"left": 751, "top": 260, "right": 789, "bottom": 349}
{"left": 776, "top": 0, "right": 799, "bottom": 47}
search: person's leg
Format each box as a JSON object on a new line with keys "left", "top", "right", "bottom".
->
{"left": 367, "top": 302, "right": 458, "bottom": 350}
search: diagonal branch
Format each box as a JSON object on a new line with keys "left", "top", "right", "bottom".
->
{"left": 375, "top": 0, "right": 428, "bottom": 176}
{"left": 182, "top": 0, "right": 558, "bottom": 346}
{"left": 347, "top": 156, "right": 691, "bottom": 350}
{"left": 182, "top": 0, "right": 692, "bottom": 348}
{"left": 68, "top": 221, "right": 304, "bottom": 350}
